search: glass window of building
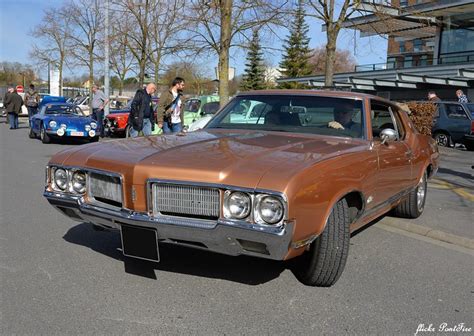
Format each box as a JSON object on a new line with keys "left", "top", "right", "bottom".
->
{"left": 400, "top": 0, "right": 408, "bottom": 7}
{"left": 399, "top": 42, "right": 406, "bottom": 53}
{"left": 413, "top": 39, "right": 423, "bottom": 52}
{"left": 440, "top": 18, "right": 474, "bottom": 55}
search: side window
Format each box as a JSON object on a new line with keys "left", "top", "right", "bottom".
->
{"left": 445, "top": 104, "right": 468, "bottom": 119}
{"left": 370, "top": 102, "right": 395, "bottom": 139}
{"left": 391, "top": 107, "right": 406, "bottom": 140}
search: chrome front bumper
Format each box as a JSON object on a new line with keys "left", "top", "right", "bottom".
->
{"left": 44, "top": 191, "right": 294, "bottom": 260}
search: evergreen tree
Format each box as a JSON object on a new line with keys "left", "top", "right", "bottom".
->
{"left": 240, "top": 30, "right": 266, "bottom": 91}
{"left": 279, "top": 0, "right": 312, "bottom": 89}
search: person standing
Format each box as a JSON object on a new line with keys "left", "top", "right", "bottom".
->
{"left": 24, "top": 84, "right": 40, "bottom": 126}
{"left": 428, "top": 91, "right": 441, "bottom": 102}
{"left": 91, "top": 84, "right": 109, "bottom": 137}
{"left": 456, "top": 89, "right": 469, "bottom": 103}
{"left": 158, "top": 77, "right": 185, "bottom": 134}
{"left": 5, "top": 88, "right": 23, "bottom": 129}
{"left": 128, "top": 83, "right": 157, "bottom": 138}
{"left": 3, "top": 86, "right": 14, "bottom": 125}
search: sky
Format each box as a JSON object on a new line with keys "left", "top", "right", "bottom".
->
{"left": 0, "top": 0, "right": 388, "bottom": 80}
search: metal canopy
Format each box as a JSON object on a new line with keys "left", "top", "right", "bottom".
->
{"left": 397, "top": 73, "right": 470, "bottom": 87}
{"left": 349, "top": 15, "right": 437, "bottom": 38}
{"left": 458, "top": 68, "right": 474, "bottom": 79}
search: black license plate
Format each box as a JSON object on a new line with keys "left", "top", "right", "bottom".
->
{"left": 121, "top": 224, "right": 160, "bottom": 262}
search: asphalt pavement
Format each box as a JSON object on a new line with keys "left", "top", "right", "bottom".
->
{"left": 1, "top": 117, "right": 473, "bottom": 335}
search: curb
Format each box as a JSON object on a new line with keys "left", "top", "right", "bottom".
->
{"left": 379, "top": 217, "right": 474, "bottom": 250}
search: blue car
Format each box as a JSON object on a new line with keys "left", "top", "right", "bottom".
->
{"left": 29, "top": 102, "right": 99, "bottom": 143}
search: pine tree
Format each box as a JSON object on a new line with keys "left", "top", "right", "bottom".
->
{"left": 240, "top": 30, "right": 266, "bottom": 91}
{"left": 279, "top": 0, "right": 312, "bottom": 89}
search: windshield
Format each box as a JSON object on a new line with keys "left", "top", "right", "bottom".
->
{"left": 44, "top": 104, "right": 84, "bottom": 116}
{"left": 185, "top": 99, "right": 201, "bottom": 113}
{"left": 206, "top": 95, "right": 364, "bottom": 138}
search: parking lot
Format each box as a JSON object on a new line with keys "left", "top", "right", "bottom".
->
{"left": 1, "top": 118, "right": 473, "bottom": 335}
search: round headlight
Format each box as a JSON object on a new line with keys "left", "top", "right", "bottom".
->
{"left": 256, "top": 196, "right": 284, "bottom": 224}
{"left": 72, "top": 171, "right": 86, "bottom": 194}
{"left": 89, "top": 130, "right": 96, "bottom": 137}
{"left": 60, "top": 123, "right": 67, "bottom": 129}
{"left": 224, "top": 192, "right": 251, "bottom": 219}
{"left": 56, "top": 128, "right": 65, "bottom": 136}
{"left": 53, "top": 168, "right": 68, "bottom": 191}
{"left": 49, "top": 120, "right": 57, "bottom": 128}
{"left": 85, "top": 125, "right": 91, "bottom": 131}
{"left": 90, "top": 122, "right": 97, "bottom": 129}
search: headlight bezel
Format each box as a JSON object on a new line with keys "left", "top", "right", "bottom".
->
{"left": 223, "top": 189, "right": 287, "bottom": 226}
{"left": 71, "top": 171, "right": 87, "bottom": 194}
{"left": 49, "top": 120, "right": 57, "bottom": 128}
{"left": 254, "top": 194, "right": 285, "bottom": 225}
{"left": 50, "top": 166, "right": 87, "bottom": 195}
{"left": 223, "top": 191, "right": 252, "bottom": 220}
{"left": 90, "top": 122, "right": 97, "bottom": 129}
{"left": 52, "top": 167, "right": 68, "bottom": 191}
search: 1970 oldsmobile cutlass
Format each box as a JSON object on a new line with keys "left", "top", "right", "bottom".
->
{"left": 44, "top": 90, "right": 439, "bottom": 286}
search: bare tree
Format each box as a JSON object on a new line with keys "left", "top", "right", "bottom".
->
{"left": 148, "top": 0, "right": 186, "bottom": 85}
{"left": 305, "top": 0, "right": 360, "bottom": 86}
{"left": 186, "top": 0, "right": 289, "bottom": 106}
{"left": 65, "top": 0, "right": 105, "bottom": 94}
{"left": 108, "top": 11, "right": 136, "bottom": 95}
{"left": 30, "top": 5, "right": 73, "bottom": 94}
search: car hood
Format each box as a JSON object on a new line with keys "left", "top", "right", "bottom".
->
{"left": 52, "top": 129, "right": 367, "bottom": 190}
{"left": 46, "top": 114, "right": 92, "bottom": 125}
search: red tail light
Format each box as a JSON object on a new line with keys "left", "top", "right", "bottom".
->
{"left": 471, "top": 120, "right": 474, "bottom": 134}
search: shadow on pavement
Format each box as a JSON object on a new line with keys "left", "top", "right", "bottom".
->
{"left": 63, "top": 222, "right": 287, "bottom": 285}
{"left": 437, "top": 167, "right": 473, "bottom": 182}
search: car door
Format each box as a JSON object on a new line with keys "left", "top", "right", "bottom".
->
{"left": 370, "top": 101, "right": 413, "bottom": 205}
{"left": 441, "top": 103, "right": 471, "bottom": 143}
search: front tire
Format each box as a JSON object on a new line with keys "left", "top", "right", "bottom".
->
{"left": 293, "top": 199, "right": 350, "bottom": 287}
{"left": 125, "top": 125, "right": 131, "bottom": 138}
{"left": 392, "top": 171, "right": 427, "bottom": 219}
{"left": 40, "top": 125, "right": 51, "bottom": 143}
{"left": 29, "top": 127, "right": 36, "bottom": 139}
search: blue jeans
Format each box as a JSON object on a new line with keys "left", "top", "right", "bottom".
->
{"left": 27, "top": 106, "right": 37, "bottom": 126}
{"left": 92, "top": 109, "right": 105, "bottom": 137}
{"left": 130, "top": 118, "right": 152, "bottom": 138}
{"left": 8, "top": 113, "right": 18, "bottom": 129}
{"left": 162, "top": 122, "right": 182, "bottom": 134}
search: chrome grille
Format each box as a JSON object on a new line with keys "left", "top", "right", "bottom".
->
{"left": 152, "top": 183, "right": 219, "bottom": 219}
{"left": 89, "top": 173, "right": 122, "bottom": 207}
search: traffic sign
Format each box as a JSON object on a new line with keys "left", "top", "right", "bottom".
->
{"left": 16, "top": 85, "right": 24, "bottom": 93}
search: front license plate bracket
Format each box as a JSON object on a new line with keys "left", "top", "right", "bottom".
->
{"left": 120, "top": 224, "right": 160, "bottom": 262}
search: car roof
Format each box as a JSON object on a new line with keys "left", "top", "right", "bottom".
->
{"left": 236, "top": 89, "right": 393, "bottom": 104}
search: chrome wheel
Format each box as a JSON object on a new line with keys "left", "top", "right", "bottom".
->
{"left": 417, "top": 174, "right": 426, "bottom": 212}
{"left": 435, "top": 133, "right": 450, "bottom": 147}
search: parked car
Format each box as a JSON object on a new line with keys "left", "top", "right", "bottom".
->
{"left": 460, "top": 103, "right": 474, "bottom": 151}
{"left": 43, "top": 90, "right": 439, "bottom": 287}
{"left": 29, "top": 102, "right": 99, "bottom": 143}
{"left": 183, "top": 95, "right": 220, "bottom": 128}
{"left": 432, "top": 101, "right": 473, "bottom": 150}
{"left": 104, "top": 97, "right": 159, "bottom": 137}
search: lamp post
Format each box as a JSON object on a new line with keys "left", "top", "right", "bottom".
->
{"left": 104, "top": 0, "right": 110, "bottom": 115}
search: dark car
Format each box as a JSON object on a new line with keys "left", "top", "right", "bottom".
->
{"left": 461, "top": 103, "right": 474, "bottom": 151}
{"left": 432, "top": 101, "right": 473, "bottom": 150}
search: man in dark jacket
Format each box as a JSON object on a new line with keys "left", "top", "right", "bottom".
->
{"left": 2, "top": 86, "right": 13, "bottom": 124}
{"left": 157, "top": 77, "right": 185, "bottom": 134}
{"left": 5, "top": 88, "right": 23, "bottom": 129}
{"left": 128, "top": 83, "right": 157, "bottom": 138}
{"left": 24, "top": 84, "right": 40, "bottom": 126}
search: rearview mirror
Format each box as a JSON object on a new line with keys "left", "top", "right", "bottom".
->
{"left": 380, "top": 128, "right": 397, "bottom": 145}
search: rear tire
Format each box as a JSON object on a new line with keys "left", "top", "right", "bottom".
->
{"left": 392, "top": 171, "right": 427, "bottom": 219}
{"left": 465, "top": 142, "right": 474, "bottom": 151}
{"left": 293, "top": 198, "right": 350, "bottom": 287}
{"left": 40, "top": 125, "right": 50, "bottom": 144}
{"left": 434, "top": 132, "right": 451, "bottom": 147}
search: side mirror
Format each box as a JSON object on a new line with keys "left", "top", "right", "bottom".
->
{"left": 380, "top": 128, "right": 397, "bottom": 145}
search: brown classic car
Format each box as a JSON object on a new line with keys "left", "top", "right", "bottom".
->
{"left": 44, "top": 90, "right": 439, "bottom": 287}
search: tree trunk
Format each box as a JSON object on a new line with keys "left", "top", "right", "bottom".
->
{"left": 218, "top": 0, "right": 232, "bottom": 107}
{"left": 324, "top": 34, "right": 337, "bottom": 87}
{"left": 89, "top": 52, "right": 94, "bottom": 110}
